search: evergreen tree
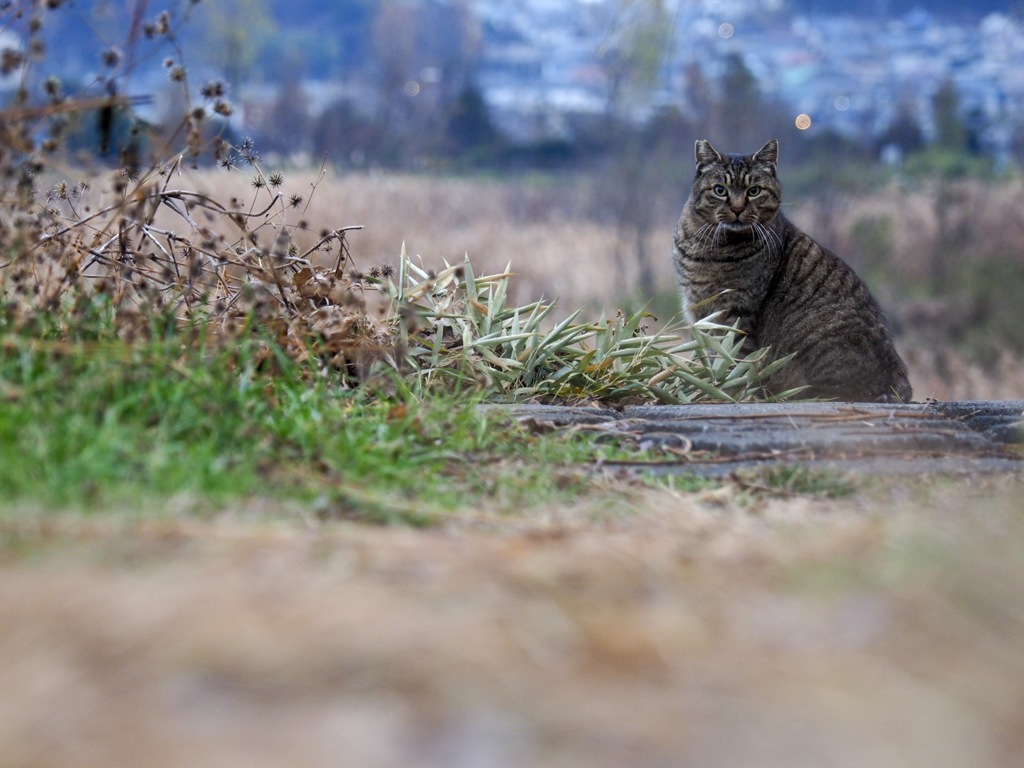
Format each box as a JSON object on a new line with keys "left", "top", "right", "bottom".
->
{"left": 714, "top": 54, "right": 767, "bottom": 150}
{"left": 196, "top": 0, "right": 274, "bottom": 89}
{"left": 445, "top": 83, "right": 497, "bottom": 157}
{"left": 932, "top": 78, "right": 967, "bottom": 152}
{"left": 880, "top": 101, "right": 925, "bottom": 156}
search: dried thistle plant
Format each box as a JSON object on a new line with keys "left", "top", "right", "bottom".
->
{"left": 0, "top": 1, "right": 390, "bottom": 386}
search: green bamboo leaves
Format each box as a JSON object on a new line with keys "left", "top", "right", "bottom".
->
{"left": 385, "top": 247, "right": 793, "bottom": 404}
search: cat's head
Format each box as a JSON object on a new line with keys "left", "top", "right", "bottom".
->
{"left": 689, "top": 139, "right": 781, "bottom": 229}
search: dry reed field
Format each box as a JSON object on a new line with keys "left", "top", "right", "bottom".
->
{"left": 179, "top": 167, "right": 1024, "bottom": 400}
{"left": 178, "top": 167, "right": 644, "bottom": 309}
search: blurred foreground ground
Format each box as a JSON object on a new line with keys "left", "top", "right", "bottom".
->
{"left": 2, "top": 477, "right": 1023, "bottom": 768}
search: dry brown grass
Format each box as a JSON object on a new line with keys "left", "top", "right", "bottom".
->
{"left": 822, "top": 177, "right": 1024, "bottom": 287}
{"left": 180, "top": 167, "right": 675, "bottom": 310}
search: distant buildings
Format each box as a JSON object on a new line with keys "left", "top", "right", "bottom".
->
{"left": 3, "top": 0, "right": 1019, "bottom": 164}
{"left": 472, "top": 0, "right": 1023, "bottom": 160}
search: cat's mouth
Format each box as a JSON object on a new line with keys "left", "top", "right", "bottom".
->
{"left": 719, "top": 219, "right": 752, "bottom": 231}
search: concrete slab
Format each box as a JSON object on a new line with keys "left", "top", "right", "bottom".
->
{"left": 481, "top": 401, "right": 1024, "bottom": 478}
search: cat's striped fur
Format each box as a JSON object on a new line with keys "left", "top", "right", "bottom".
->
{"left": 673, "top": 138, "right": 912, "bottom": 402}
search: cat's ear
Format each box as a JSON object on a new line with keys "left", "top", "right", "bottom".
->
{"left": 695, "top": 140, "right": 723, "bottom": 171}
{"left": 753, "top": 138, "right": 779, "bottom": 170}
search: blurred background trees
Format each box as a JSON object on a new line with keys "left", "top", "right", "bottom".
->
{"left": 20, "top": 0, "right": 1006, "bottom": 181}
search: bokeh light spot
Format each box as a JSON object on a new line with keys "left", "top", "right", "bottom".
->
{"left": 718, "top": 23, "right": 734, "bottom": 39}
{"left": 834, "top": 96, "right": 851, "bottom": 111}
{"left": 795, "top": 113, "right": 812, "bottom": 130}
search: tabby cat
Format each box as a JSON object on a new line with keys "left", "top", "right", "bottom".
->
{"left": 673, "top": 138, "right": 912, "bottom": 402}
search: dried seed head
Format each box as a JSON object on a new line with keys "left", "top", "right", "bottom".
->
{"left": 200, "top": 80, "right": 225, "bottom": 99}
{"left": 1, "top": 48, "right": 24, "bottom": 75}
{"left": 150, "top": 11, "right": 171, "bottom": 35}
{"left": 241, "top": 141, "right": 261, "bottom": 165}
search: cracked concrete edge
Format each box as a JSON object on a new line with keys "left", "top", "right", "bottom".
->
{"left": 480, "top": 400, "right": 1024, "bottom": 431}
{"left": 478, "top": 401, "right": 1023, "bottom": 477}
{"left": 597, "top": 455, "right": 1024, "bottom": 479}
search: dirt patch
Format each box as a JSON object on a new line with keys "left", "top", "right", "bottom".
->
{"left": 2, "top": 479, "right": 1023, "bottom": 768}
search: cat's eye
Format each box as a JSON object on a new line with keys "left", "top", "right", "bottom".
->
{"left": 712, "top": 184, "right": 727, "bottom": 197}
{"left": 748, "top": 186, "right": 762, "bottom": 197}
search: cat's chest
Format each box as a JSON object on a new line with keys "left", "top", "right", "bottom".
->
{"left": 677, "top": 230, "right": 780, "bottom": 318}
{"left": 679, "top": 241, "right": 770, "bottom": 289}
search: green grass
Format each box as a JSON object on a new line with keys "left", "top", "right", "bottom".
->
{"left": 0, "top": 312, "right": 642, "bottom": 521}
{"left": 733, "top": 464, "right": 858, "bottom": 499}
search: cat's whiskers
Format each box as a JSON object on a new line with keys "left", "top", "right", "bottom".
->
{"left": 757, "top": 224, "right": 774, "bottom": 257}
{"left": 745, "top": 219, "right": 758, "bottom": 243}
{"left": 753, "top": 221, "right": 782, "bottom": 257}
{"left": 693, "top": 222, "right": 718, "bottom": 255}
{"left": 759, "top": 221, "right": 782, "bottom": 254}
{"left": 750, "top": 222, "right": 766, "bottom": 253}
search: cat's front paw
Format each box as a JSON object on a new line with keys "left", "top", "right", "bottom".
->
{"left": 874, "top": 392, "right": 909, "bottom": 404}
